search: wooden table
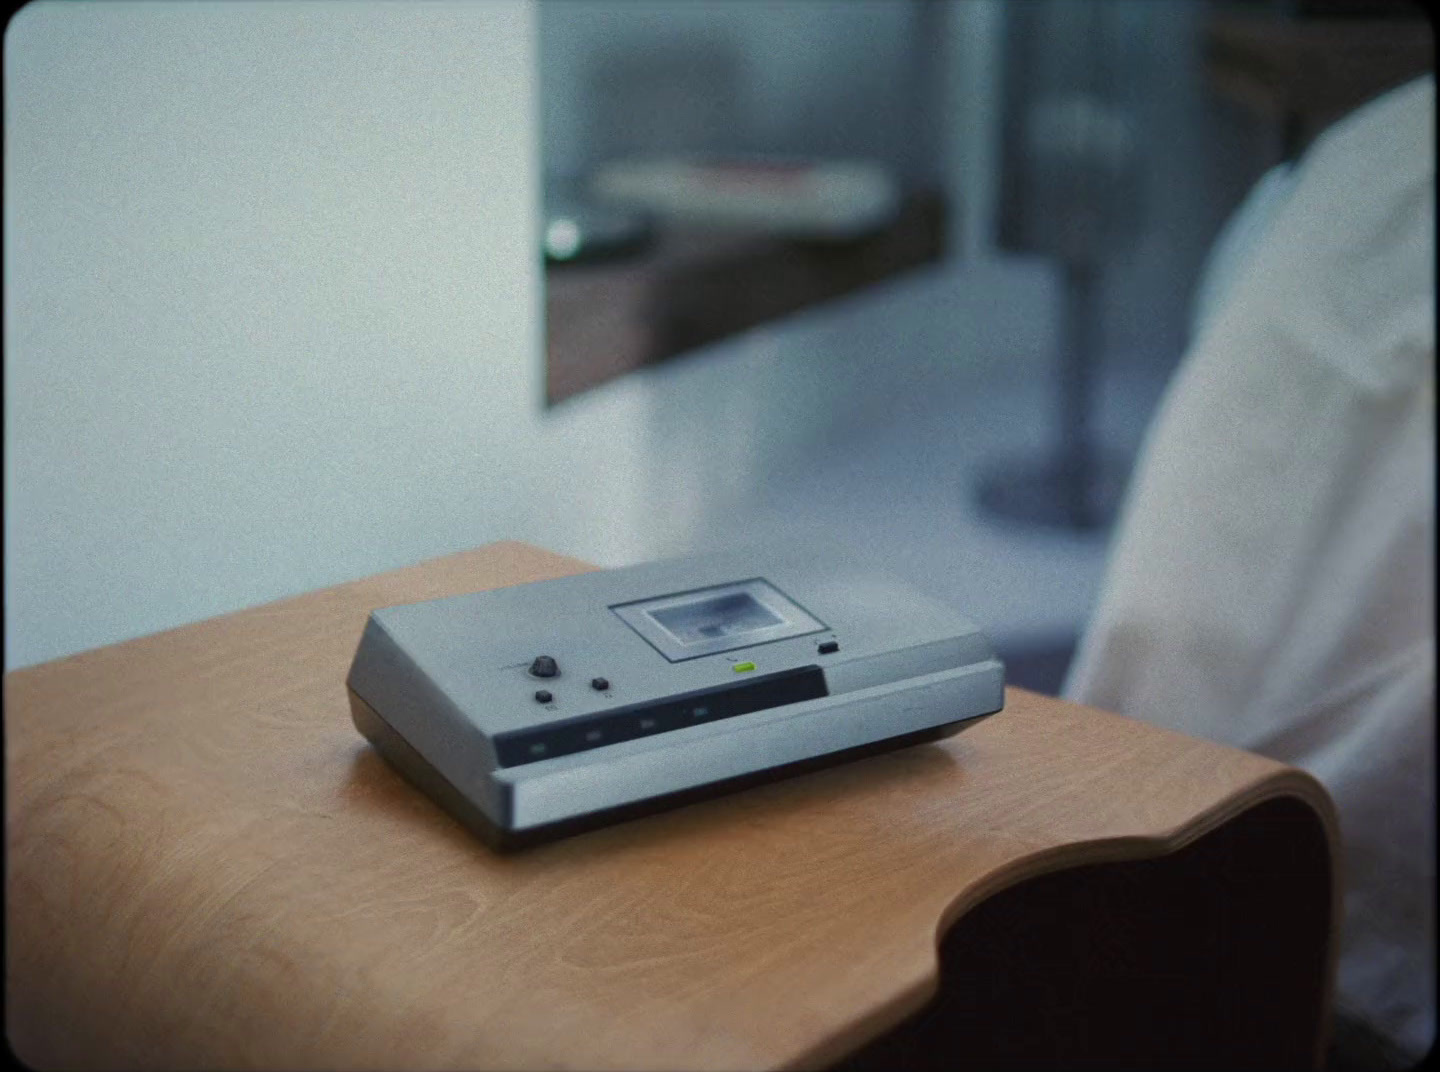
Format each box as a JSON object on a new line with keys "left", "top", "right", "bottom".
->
{"left": 6, "top": 542, "right": 1340, "bottom": 1069}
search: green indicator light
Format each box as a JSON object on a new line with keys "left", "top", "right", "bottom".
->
{"left": 732, "top": 661, "right": 756, "bottom": 673}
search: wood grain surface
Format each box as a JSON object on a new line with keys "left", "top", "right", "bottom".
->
{"left": 5, "top": 541, "right": 1340, "bottom": 1070}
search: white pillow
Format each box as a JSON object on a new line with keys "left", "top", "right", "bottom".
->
{"left": 1067, "top": 76, "right": 1435, "bottom": 1062}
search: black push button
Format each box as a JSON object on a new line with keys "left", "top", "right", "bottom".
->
{"left": 529, "top": 655, "right": 558, "bottom": 678}
{"left": 591, "top": 677, "right": 609, "bottom": 691}
{"left": 818, "top": 640, "right": 839, "bottom": 654}
{"left": 534, "top": 689, "right": 553, "bottom": 703}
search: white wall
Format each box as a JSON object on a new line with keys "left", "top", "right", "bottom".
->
{"left": 5, "top": 0, "right": 536, "bottom": 668}
{"left": 4, "top": 0, "right": 1055, "bottom": 671}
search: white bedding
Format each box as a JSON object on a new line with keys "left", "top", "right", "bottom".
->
{"left": 1066, "top": 77, "right": 1435, "bottom": 1061}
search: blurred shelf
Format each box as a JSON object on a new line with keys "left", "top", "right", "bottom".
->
{"left": 544, "top": 190, "right": 946, "bottom": 405}
{"left": 1204, "top": 6, "right": 1434, "bottom": 156}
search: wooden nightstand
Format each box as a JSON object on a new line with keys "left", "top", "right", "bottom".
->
{"left": 6, "top": 541, "right": 1339, "bottom": 1068}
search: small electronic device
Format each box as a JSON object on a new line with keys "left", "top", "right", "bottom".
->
{"left": 346, "top": 549, "right": 1004, "bottom": 849}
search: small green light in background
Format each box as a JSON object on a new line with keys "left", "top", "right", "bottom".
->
{"left": 733, "top": 661, "right": 755, "bottom": 673}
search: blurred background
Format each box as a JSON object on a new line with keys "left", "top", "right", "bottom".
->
{"left": 4, "top": 0, "right": 1431, "bottom": 690}
{"left": 535, "top": 0, "right": 1431, "bottom": 693}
